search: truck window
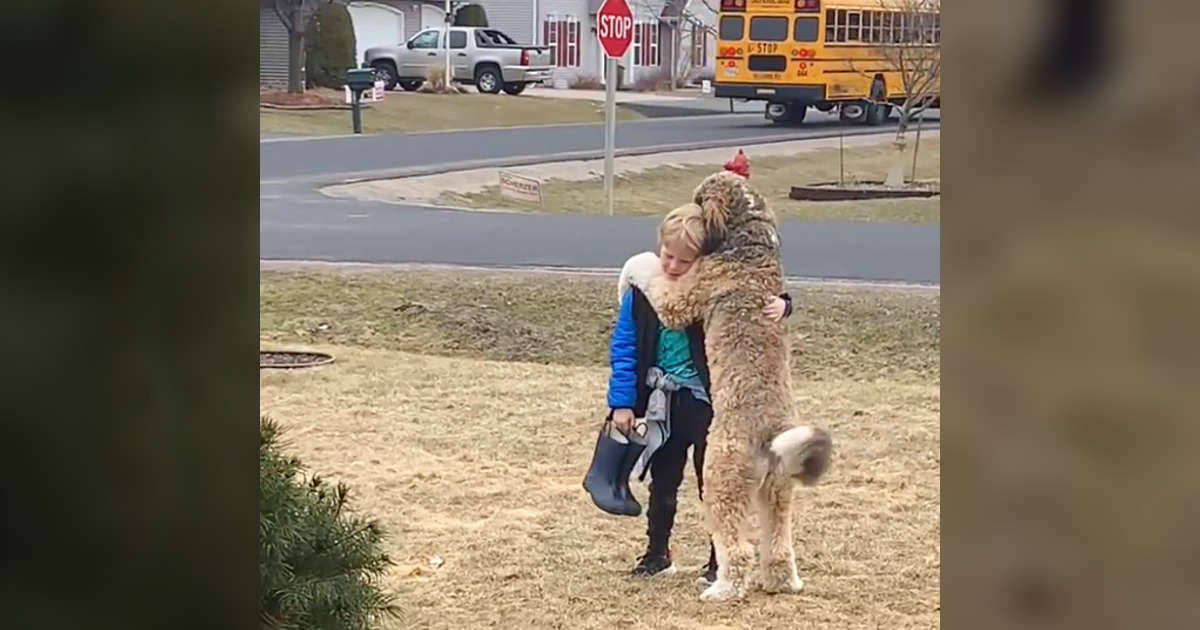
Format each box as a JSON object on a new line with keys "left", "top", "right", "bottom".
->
{"left": 410, "top": 30, "right": 439, "bottom": 49}
{"left": 481, "top": 29, "right": 517, "bottom": 45}
{"left": 449, "top": 30, "right": 467, "bottom": 49}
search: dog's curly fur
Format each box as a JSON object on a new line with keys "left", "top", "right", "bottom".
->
{"left": 622, "top": 171, "right": 832, "bottom": 603}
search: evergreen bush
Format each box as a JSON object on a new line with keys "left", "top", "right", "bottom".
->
{"left": 452, "top": 4, "right": 489, "bottom": 27}
{"left": 305, "top": 3, "right": 358, "bottom": 90}
{"left": 260, "top": 417, "right": 399, "bottom": 630}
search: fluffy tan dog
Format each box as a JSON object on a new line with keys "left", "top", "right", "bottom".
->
{"left": 621, "top": 171, "right": 832, "bottom": 603}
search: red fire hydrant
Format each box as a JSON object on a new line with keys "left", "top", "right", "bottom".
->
{"left": 723, "top": 149, "right": 750, "bottom": 179}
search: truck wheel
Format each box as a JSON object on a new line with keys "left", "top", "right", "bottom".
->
{"left": 475, "top": 65, "right": 502, "bottom": 94}
{"left": 398, "top": 79, "right": 423, "bottom": 92}
{"left": 501, "top": 82, "right": 527, "bottom": 96}
{"left": 370, "top": 61, "right": 399, "bottom": 91}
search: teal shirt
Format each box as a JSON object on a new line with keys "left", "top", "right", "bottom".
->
{"left": 656, "top": 326, "right": 699, "bottom": 381}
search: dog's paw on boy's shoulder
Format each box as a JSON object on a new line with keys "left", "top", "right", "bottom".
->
{"left": 618, "top": 251, "right": 661, "bottom": 296}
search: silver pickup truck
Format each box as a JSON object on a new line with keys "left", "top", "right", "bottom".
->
{"left": 363, "top": 26, "right": 553, "bottom": 95}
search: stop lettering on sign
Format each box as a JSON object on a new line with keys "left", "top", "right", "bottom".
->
{"left": 597, "top": 14, "right": 632, "bottom": 40}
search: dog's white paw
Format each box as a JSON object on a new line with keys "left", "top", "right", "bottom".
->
{"left": 781, "top": 574, "right": 804, "bottom": 594}
{"left": 699, "top": 579, "right": 741, "bottom": 602}
{"left": 618, "top": 251, "right": 661, "bottom": 296}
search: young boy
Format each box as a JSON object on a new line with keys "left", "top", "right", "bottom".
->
{"left": 606, "top": 203, "right": 793, "bottom": 583}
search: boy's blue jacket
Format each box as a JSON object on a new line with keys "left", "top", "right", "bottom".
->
{"left": 606, "top": 287, "right": 793, "bottom": 411}
{"left": 607, "top": 289, "right": 640, "bottom": 409}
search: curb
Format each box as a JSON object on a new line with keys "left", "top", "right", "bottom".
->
{"left": 263, "top": 122, "right": 939, "bottom": 187}
{"left": 258, "top": 259, "right": 940, "bottom": 290}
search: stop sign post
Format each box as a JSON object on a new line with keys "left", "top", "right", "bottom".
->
{"left": 597, "top": 0, "right": 633, "bottom": 215}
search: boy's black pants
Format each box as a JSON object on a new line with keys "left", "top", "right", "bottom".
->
{"left": 645, "top": 389, "right": 713, "bottom": 555}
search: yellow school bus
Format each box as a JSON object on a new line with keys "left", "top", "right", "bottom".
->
{"left": 714, "top": 0, "right": 940, "bottom": 125}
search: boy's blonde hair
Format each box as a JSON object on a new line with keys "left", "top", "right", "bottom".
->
{"left": 657, "top": 203, "right": 706, "bottom": 255}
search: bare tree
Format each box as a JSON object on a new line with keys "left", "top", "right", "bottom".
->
{"left": 272, "top": 0, "right": 336, "bottom": 94}
{"left": 633, "top": 0, "right": 716, "bottom": 89}
{"left": 855, "top": 0, "right": 940, "bottom": 185}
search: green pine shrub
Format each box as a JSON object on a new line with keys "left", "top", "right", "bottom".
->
{"left": 452, "top": 4, "right": 489, "bottom": 27}
{"left": 260, "top": 417, "right": 399, "bottom": 630}
{"left": 305, "top": 3, "right": 358, "bottom": 90}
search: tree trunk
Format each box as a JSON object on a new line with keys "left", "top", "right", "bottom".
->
{"left": 287, "top": 30, "right": 305, "bottom": 94}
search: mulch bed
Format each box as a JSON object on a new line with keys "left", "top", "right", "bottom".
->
{"left": 790, "top": 180, "right": 941, "bottom": 201}
{"left": 260, "top": 90, "right": 362, "bottom": 111}
{"left": 260, "top": 351, "right": 335, "bottom": 369}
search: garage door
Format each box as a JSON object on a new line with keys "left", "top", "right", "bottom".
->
{"left": 346, "top": 3, "right": 406, "bottom": 67}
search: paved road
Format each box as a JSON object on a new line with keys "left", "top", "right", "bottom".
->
{"left": 260, "top": 113, "right": 941, "bottom": 285}
{"left": 260, "top": 110, "right": 939, "bottom": 183}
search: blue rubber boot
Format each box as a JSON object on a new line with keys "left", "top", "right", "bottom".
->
{"left": 583, "top": 422, "right": 647, "bottom": 517}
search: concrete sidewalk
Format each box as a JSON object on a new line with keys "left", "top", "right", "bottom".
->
{"left": 525, "top": 85, "right": 715, "bottom": 104}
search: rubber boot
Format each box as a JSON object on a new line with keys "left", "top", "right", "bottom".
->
{"left": 583, "top": 422, "right": 646, "bottom": 517}
{"left": 613, "top": 436, "right": 648, "bottom": 515}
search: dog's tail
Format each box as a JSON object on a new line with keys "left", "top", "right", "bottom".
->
{"left": 769, "top": 426, "right": 832, "bottom": 486}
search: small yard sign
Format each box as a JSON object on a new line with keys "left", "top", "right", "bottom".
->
{"left": 344, "top": 80, "right": 386, "bottom": 104}
{"left": 498, "top": 171, "right": 542, "bottom": 205}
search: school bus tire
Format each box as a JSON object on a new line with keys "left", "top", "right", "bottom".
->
{"left": 839, "top": 101, "right": 868, "bottom": 124}
{"left": 766, "top": 102, "right": 806, "bottom": 124}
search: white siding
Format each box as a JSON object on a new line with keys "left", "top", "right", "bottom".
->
{"left": 470, "top": 0, "right": 536, "bottom": 45}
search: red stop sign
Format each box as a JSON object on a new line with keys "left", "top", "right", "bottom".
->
{"left": 596, "top": 0, "right": 634, "bottom": 59}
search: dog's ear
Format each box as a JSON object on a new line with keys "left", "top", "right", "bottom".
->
{"left": 695, "top": 173, "right": 736, "bottom": 254}
{"left": 700, "top": 199, "right": 728, "bottom": 255}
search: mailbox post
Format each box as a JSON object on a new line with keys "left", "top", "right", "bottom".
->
{"left": 344, "top": 68, "right": 377, "bottom": 134}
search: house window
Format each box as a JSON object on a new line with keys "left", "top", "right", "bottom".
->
{"left": 542, "top": 16, "right": 580, "bottom": 67}
{"left": 632, "top": 21, "right": 660, "bottom": 67}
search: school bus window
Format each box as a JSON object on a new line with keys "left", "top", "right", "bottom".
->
{"left": 793, "top": 17, "right": 819, "bottom": 43}
{"left": 719, "top": 15, "right": 744, "bottom": 41}
{"left": 826, "top": 9, "right": 847, "bottom": 43}
{"left": 881, "top": 12, "right": 893, "bottom": 43}
{"left": 749, "top": 16, "right": 789, "bottom": 41}
{"left": 865, "top": 11, "right": 882, "bottom": 43}
{"left": 847, "top": 11, "right": 861, "bottom": 41}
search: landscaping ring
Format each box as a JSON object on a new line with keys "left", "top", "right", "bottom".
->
{"left": 789, "top": 181, "right": 940, "bottom": 202}
{"left": 260, "top": 351, "right": 335, "bottom": 369}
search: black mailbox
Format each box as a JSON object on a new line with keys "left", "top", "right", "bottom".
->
{"left": 345, "top": 68, "right": 377, "bottom": 91}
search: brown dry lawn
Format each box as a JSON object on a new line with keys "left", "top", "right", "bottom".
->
{"left": 259, "top": 90, "right": 644, "bottom": 135}
{"left": 439, "top": 137, "right": 940, "bottom": 224}
{"left": 260, "top": 268, "right": 940, "bottom": 630}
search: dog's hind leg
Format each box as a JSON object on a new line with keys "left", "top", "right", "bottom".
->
{"left": 755, "top": 470, "right": 804, "bottom": 594}
{"left": 699, "top": 455, "right": 757, "bottom": 602}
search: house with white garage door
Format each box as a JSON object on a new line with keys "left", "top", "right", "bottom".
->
{"left": 259, "top": 0, "right": 717, "bottom": 89}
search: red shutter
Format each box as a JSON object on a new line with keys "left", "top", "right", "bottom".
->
{"left": 642, "top": 24, "right": 651, "bottom": 66}
{"left": 558, "top": 21, "right": 566, "bottom": 66}
{"left": 571, "top": 21, "right": 580, "bottom": 66}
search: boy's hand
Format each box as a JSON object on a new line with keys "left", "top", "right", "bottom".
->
{"left": 763, "top": 296, "right": 788, "bottom": 322}
{"left": 612, "top": 408, "right": 635, "bottom": 435}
